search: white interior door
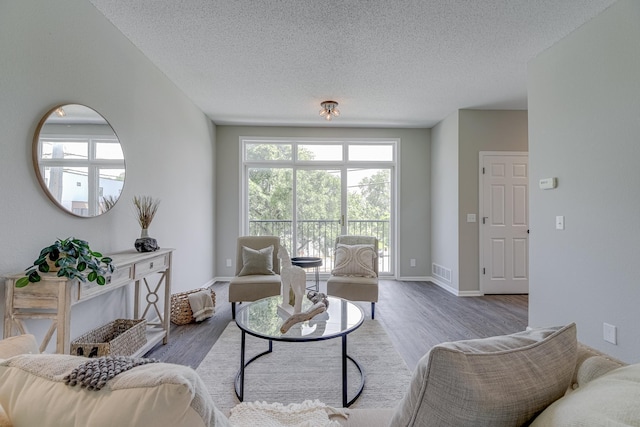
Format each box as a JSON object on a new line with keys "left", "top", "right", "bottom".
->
{"left": 480, "top": 152, "right": 529, "bottom": 294}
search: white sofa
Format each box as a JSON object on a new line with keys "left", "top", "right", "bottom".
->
{"left": 2, "top": 325, "right": 639, "bottom": 427}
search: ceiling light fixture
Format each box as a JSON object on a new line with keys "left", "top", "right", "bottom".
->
{"left": 319, "top": 100, "right": 340, "bottom": 121}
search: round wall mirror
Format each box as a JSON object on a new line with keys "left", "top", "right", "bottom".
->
{"left": 33, "top": 104, "right": 126, "bottom": 217}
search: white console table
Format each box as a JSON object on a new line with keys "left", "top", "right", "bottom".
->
{"left": 3, "top": 248, "right": 174, "bottom": 356}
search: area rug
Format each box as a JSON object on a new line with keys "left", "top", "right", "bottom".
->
{"left": 196, "top": 320, "right": 412, "bottom": 416}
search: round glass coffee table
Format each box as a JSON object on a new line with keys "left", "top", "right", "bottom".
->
{"left": 234, "top": 295, "right": 365, "bottom": 407}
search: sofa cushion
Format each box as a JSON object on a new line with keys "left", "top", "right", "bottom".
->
{"left": 331, "top": 408, "right": 395, "bottom": 427}
{"left": 389, "top": 324, "right": 577, "bottom": 427}
{"left": 0, "top": 404, "right": 10, "bottom": 427}
{"left": 0, "top": 354, "right": 231, "bottom": 427}
{"left": 531, "top": 363, "right": 640, "bottom": 426}
{"left": 0, "top": 335, "right": 38, "bottom": 360}
{"left": 239, "top": 245, "right": 275, "bottom": 276}
{"left": 331, "top": 244, "right": 377, "bottom": 278}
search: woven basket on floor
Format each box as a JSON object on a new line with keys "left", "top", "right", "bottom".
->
{"left": 170, "top": 288, "right": 216, "bottom": 325}
{"left": 70, "top": 318, "right": 147, "bottom": 358}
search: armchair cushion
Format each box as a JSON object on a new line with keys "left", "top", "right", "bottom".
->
{"left": 389, "top": 323, "right": 577, "bottom": 427}
{"left": 331, "top": 244, "right": 377, "bottom": 278}
{"left": 238, "top": 245, "right": 275, "bottom": 276}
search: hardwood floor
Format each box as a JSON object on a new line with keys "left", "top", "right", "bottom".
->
{"left": 145, "top": 280, "right": 528, "bottom": 371}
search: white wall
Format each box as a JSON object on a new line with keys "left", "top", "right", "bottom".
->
{"left": 215, "top": 126, "right": 431, "bottom": 279}
{"left": 528, "top": 0, "right": 640, "bottom": 362}
{"left": 430, "top": 110, "right": 528, "bottom": 295}
{"left": 458, "top": 110, "right": 528, "bottom": 293}
{"left": 0, "top": 0, "right": 216, "bottom": 346}
{"left": 431, "top": 112, "right": 460, "bottom": 293}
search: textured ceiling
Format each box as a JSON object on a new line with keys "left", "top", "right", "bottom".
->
{"left": 89, "top": 0, "right": 615, "bottom": 128}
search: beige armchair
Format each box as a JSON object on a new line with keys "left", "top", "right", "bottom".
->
{"left": 326, "top": 235, "right": 379, "bottom": 319}
{"left": 228, "top": 236, "right": 281, "bottom": 319}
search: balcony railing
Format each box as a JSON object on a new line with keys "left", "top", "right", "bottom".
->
{"left": 249, "top": 219, "right": 390, "bottom": 273}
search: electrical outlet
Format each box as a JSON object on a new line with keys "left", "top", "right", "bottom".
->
{"left": 225, "top": 258, "right": 232, "bottom": 268}
{"left": 603, "top": 323, "right": 617, "bottom": 345}
{"left": 410, "top": 259, "right": 416, "bottom": 267}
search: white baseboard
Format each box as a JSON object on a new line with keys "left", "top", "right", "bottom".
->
{"left": 396, "top": 276, "right": 431, "bottom": 281}
{"left": 429, "top": 276, "right": 484, "bottom": 297}
{"left": 202, "top": 278, "right": 217, "bottom": 288}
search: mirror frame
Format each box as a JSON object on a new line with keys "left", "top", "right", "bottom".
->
{"left": 32, "top": 104, "right": 126, "bottom": 218}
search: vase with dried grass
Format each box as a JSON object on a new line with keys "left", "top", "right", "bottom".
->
{"left": 133, "top": 196, "right": 160, "bottom": 252}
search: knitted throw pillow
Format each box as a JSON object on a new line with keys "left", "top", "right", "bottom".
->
{"left": 331, "top": 244, "right": 376, "bottom": 278}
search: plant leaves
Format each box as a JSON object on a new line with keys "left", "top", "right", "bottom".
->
{"left": 77, "top": 261, "right": 87, "bottom": 272}
{"left": 49, "top": 248, "right": 60, "bottom": 261}
{"left": 87, "top": 271, "right": 97, "bottom": 282}
{"left": 96, "top": 276, "right": 106, "bottom": 286}
{"left": 15, "top": 277, "right": 29, "bottom": 288}
{"left": 28, "top": 271, "right": 41, "bottom": 283}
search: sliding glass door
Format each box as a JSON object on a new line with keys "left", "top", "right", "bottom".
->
{"left": 347, "top": 168, "right": 391, "bottom": 273}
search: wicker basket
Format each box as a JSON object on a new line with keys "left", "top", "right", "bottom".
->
{"left": 70, "top": 319, "right": 147, "bottom": 358}
{"left": 170, "top": 288, "right": 216, "bottom": 325}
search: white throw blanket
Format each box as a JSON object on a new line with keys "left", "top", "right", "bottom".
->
{"left": 229, "top": 400, "right": 347, "bottom": 427}
{"left": 188, "top": 290, "right": 215, "bottom": 322}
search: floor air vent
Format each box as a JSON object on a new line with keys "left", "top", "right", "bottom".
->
{"left": 432, "top": 263, "right": 452, "bottom": 282}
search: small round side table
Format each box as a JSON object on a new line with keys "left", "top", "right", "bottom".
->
{"left": 290, "top": 256, "right": 322, "bottom": 292}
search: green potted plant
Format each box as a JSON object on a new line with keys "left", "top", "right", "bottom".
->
{"left": 15, "top": 237, "right": 114, "bottom": 288}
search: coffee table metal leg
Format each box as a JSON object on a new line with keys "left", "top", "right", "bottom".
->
{"left": 239, "top": 331, "right": 246, "bottom": 401}
{"left": 235, "top": 337, "right": 274, "bottom": 402}
{"left": 342, "top": 335, "right": 347, "bottom": 407}
{"left": 342, "top": 334, "right": 365, "bottom": 407}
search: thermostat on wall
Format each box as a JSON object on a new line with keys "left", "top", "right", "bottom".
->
{"left": 539, "top": 177, "right": 557, "bottom": 190}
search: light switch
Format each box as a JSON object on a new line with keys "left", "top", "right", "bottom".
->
{"left": 555, "top": 216, "right": 565, "bottom": 230}
{"left": 603, "top": 323, "right": 617, "bottom": 345}
{"left": 467, "top": 214, "right": 476, "bottom": 223}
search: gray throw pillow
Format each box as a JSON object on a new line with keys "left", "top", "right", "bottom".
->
{"left": 238, "top": 245, "right": 275, "bottom": 276}
{"left": 389, "top": 323, "right": 577, "bottom": 427}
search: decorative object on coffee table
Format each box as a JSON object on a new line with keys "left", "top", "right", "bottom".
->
{"left": 277, "top": 245, "right": 306, "bottom": 315}
{"left": 280, "top": 301, "right": 328, "bottom": 334}
{"left": 15, "top": 237, "right": 114, "bottom": 288}
{"left": 133, "top": 195, "right": 160, "bottom": 252}
{"left": 307, "top": 290, "right": 329, "bottom": 307}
